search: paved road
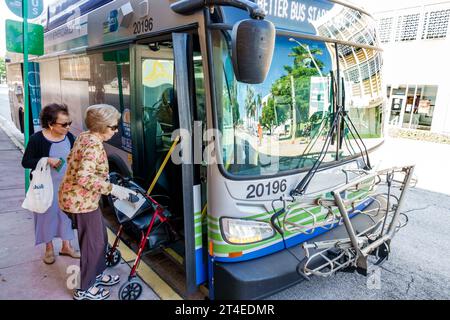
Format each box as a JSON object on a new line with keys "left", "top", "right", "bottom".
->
{"left": 268, "top": 187, "right": 450, "bottom": 300}
{"left": 267, "top": 136, "right": 450, "bottom": 300}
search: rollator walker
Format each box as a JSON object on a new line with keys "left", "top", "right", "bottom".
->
{"left": 105, "top": 137, "right": 180, "bottom": 300}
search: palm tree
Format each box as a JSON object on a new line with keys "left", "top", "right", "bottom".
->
{"left": 289, "top": 45, "right": 325, "bottom": 142}
{"left": 289, "top": 45, "right": 324, "bottom": 72}
{"left": 256, "top": 93, "right": 262, "bottom": 125}
{"left": 245, "top": 85, "right": 256, "bottom": 128}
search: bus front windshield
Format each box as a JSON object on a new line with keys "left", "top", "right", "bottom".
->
{"left": 211, "top": 30, "right": 384, "bottom": 178}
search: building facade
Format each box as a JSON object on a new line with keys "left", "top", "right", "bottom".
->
{"left": 374, "top": 1, "right": 450, "bottom": 134}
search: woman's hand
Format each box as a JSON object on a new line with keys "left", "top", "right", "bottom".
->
{"left": 47, "top": 157, "right": 62, "bottom": 169}
{"left": 111, "top": 184, "right": 137, "bottom": 201}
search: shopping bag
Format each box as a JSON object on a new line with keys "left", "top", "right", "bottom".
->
{"left": 22, "top": 157, "right": 54, "bottom": 213}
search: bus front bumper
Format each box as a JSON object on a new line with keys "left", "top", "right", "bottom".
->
{"left": 213, "top": 204, "right": 384, "bottom": 300}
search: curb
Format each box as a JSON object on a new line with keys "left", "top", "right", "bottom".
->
{"left": 0, "top": 115, "right": 25, "bottom": 152}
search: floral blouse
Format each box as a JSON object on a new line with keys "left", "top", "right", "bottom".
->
{"left": 59, "top": 131, "right": 113, "bottom": 213}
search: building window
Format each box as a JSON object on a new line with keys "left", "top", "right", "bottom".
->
{"left": 416, "top": 85, "right": 438, "bottom": 130}
{"left": 347, "top": 67, "right": 360, "bottom": 83}
{"left": 59, "top": 56, "right": 90, "bottom": 80}
{"left": 88, "top": 49, "right": 132, "bottom": 152}
{"left": 378, "top": 17, "right": 394, "bottom": 43}
{"left": 395, "top": 13, "right": 420, "bottom": 42}
{"left": 422, "top": 9, "right": 450, "bottom": 39}
{"left": 339, "top": 45, "right": 353, "bottom": 57}
{"left": 388, "top": 84, "right": 438, "bottom": 131}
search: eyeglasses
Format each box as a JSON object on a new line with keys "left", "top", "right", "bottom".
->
{"left": 54, "top": 121, "right": 72, "bottom": 128}
{"left": 107, "top": 124, "right": 119, "bottom": 131}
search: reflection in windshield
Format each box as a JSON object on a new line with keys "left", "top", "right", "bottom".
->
{"left": 313, "top": 3, "right": 384, "bottom": 155}
{"left": 214, "top": 31, "right": 337, "bottom": 177}
{"left": 313, "top": 4, "right": 377, "bottom": 46}
{"left": 213, "top": 30, "right": 383, "bottom": 177}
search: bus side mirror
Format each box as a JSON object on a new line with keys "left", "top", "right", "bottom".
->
{"left": 232, "top": 19, "right": 275, "bottom": 84}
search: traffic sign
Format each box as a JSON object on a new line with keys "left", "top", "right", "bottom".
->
{"left": 5, "top": 0, "right": 44, "bottom": 19}
{"left": 5, "top": 19, "right": 44, "bottom": 56}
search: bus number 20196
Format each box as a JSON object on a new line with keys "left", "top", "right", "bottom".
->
{"left": 133, "top": 18, "right": 153, "bottom": 34}
{"left": 246, "top": 180, "right": 287, "bottom": 199}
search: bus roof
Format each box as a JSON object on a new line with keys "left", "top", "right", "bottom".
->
{"left": 39, "top": 0, "right": 377, "bottom": 57}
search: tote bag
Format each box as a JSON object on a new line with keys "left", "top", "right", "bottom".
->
{"left": 22, "top": 157, "right": 54, "bottom": 213}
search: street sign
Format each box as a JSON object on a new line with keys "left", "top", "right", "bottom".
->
{"left": 5, "top": 0, "right": 44, "bottom": 19}
{"left": 5, "top": 19, "right": 44, "bottom": 56}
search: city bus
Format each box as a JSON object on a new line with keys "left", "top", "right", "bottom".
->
{"left": 6, "top": 0, "right": 415, "bottom": 299}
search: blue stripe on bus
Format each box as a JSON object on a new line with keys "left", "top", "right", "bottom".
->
{"left": 214, "top": 197, "right": 374, "bottom": 263}
{"left": 196, "top": 248, "right": 207, "bottom": 285}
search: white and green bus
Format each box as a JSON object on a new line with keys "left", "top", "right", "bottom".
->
{"left": 7, "top": 0, "right": 415, "bottom": 299}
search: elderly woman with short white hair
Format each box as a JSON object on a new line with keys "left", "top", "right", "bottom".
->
{"left": 59, "top": 104, "right": 135, "bottom": 300}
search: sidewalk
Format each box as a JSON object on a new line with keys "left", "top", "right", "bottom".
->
{"left": 0, "top": 124, "right": 160, "bottom": 300}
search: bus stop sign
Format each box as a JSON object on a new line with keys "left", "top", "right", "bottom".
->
{"left": 5, "top": 20, "right": 44, "bottom": 56}
{"left": 5, "top": 0, "right": 44, "bottom": 19}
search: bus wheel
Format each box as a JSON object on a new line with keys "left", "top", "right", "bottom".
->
{"left": 119, "top": 280, "right": 142, "bottom": 300}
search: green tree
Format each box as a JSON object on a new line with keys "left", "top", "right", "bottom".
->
{"left": 256, "top": 93, "right": 262, "bottom": 123}
{"left": 245, "top": 85, "right": 256, "bottom": 126}
{"left": 270, "top": 44, "right": 325, "bottom": 140}
{"left": 0, "top": 58, "right": 6, "bottom": 82}
{"left": 260, "top": 96, "right": 290, "bottom": 135}
{"left": 260, "top": 97, "right": 276, "bottom": 134}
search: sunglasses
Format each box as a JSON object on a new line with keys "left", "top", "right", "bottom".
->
{"left": 54, "top": 121, "right": 72, "bottom": 128}
{"left": 107, "top": 124, "right": 119, "bottom": 131}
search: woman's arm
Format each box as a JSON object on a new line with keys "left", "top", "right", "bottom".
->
{"left": 21, "top": 136, "right": 41, "bottom": 170}
{"left": 75, "top": 144, "right": 113, "bottom": 195}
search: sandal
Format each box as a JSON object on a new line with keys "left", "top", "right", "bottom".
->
{"left": 43, "top": 250, "right": 55, "bottom": 265}
{"left": 95, "top": 274, "right": 120, "bottom": 286}
{"left": 59, "top": 248, "right": 81, "bottom": 259}
{"left": 73, "top": 287, "right": 110, "bottom": 300}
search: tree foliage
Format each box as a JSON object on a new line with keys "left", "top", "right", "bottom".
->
{"left": 0, "top": 57, "right": 6, "bottom": 81}
{"left": 260, "top": 97, "right": 289, "bottom": 133}
{"left": 264, "top": 44, "right": 325, "bottom": 136}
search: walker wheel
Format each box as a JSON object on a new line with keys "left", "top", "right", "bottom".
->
{"left": 105, "top": 246, "right": 121, "bottom": 268}
{"left": 119, "top": 280, "right": 143, "bottom": 300}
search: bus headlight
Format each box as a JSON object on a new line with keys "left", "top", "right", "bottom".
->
{"left": 220, "top": 218, "right": 275, "bottom": 245}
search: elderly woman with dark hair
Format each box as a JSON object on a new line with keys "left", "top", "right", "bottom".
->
{"left": 22, "top": 103, "right": 80, "bottom": 265}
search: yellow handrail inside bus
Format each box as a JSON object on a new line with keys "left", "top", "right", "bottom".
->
{"left": 201, "top": 203, "right": 208, "bottom": 221}
{"left": 146, "top": 135, "right": 180, "bottom": 195}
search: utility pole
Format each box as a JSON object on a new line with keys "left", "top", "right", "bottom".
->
{"left": 23, "top": 0, "right": 30, "bottom": 191}
{"left": 290, "top": 74, "right": 297, "bottom": 144}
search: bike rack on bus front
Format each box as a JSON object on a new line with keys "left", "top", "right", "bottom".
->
{"left": 292, "top": 165, "right": 415, "bottom": 278}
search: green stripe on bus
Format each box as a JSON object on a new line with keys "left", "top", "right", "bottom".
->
{"left": 212, "top": 236, "right": 283, "bottom": 254}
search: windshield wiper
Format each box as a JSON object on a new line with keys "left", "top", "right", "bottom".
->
{"left": 290, "top": 74, "right": 372, "bottom": 197}
{"left": 290, "top": 104, "right": 344, "bottom": 197}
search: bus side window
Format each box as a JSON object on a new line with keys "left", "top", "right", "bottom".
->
{"left": 88, "top": 49, "right": 132, "bottom": 153}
